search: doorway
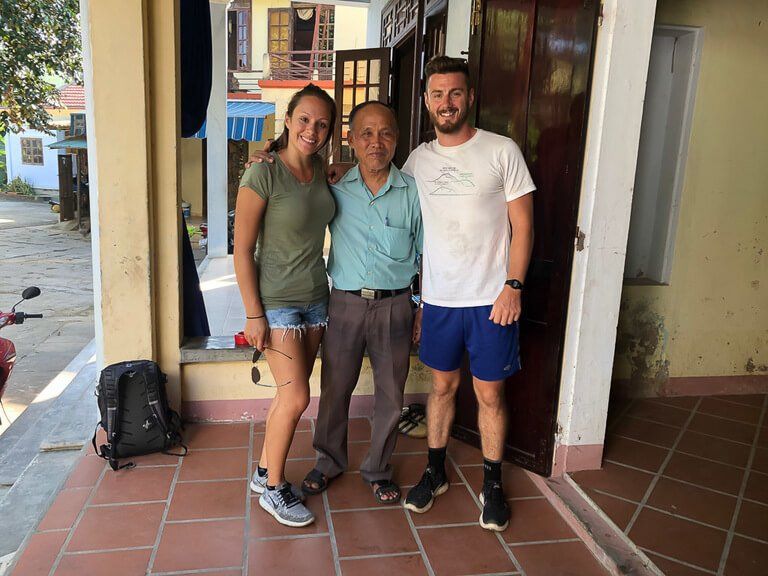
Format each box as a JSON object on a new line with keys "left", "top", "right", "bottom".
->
{"left": 391, "top": 33, "right": 415, "bottom": 168}
{"left": 454, "top": 0, "right": 600, "bottom": 475}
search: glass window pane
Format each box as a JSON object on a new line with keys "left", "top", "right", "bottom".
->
{"left": 369, "top": 59, "right": 381, "bottom": 83}
{"left": 343, "top": 61, "right": 354, "bottom": 83}
{"left": 369, "top": 86, "right": 380, "bottom": 101}
{"left": 356, "top": 61, "right": 368, "bottom": 83}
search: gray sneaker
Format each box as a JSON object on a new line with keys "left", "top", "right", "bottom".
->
{"left": 250, "top": 467, "right": 305, "bottom": 500}
{"left": 259, "top": 483, "right": 315, "bottom": 527}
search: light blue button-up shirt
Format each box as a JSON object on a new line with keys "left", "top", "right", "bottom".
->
{"left": 328, "top": 163, "right": 423, "bottom": 290}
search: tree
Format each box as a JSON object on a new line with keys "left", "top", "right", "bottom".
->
{"left": 0, "top": 0, "right": 82, "bottom": 134}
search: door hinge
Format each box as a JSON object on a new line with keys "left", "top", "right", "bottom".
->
{"left": 575, "top": 227, "right": 586, "bottom": 251}
{"left": 598, "top": 2, "right": 604, "bottom": 27}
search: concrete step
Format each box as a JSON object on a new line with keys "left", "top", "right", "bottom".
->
{"left": 0, "top": 340, "right": 96, "bottom": 489}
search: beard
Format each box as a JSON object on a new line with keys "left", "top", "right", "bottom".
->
{"left": 429, "top": 106, "right": 469, "bottom": 134}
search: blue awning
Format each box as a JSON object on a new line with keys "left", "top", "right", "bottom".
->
{"left": 191, "top": 101, "right": 275, "bottom": 142}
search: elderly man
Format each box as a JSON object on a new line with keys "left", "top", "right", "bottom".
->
{"left": 295, "top": 101, "right": 423, "bottom": 504}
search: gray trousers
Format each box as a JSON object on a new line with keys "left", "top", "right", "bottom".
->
{"left": 314, "top": 288, "right": 414, "bottom": 483}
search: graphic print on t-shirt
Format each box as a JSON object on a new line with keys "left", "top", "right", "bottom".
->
{"left": 427, "top": 165, "right": 476, "bottom": 196}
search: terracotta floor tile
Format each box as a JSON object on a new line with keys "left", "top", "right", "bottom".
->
{"left": 676, "top": 430, "right": 752, "bottom": 468}
{"left": 647, "top": 477, "right": 737, "bottom": 529}
{"left": 603, "top": 435, "right": 669, "bottom": 472}
{"left": 735, "top": 499, "right": 768, "bottom": 541}
{"left": 64, "top": 456, "right": 106, "bottom": 488}
{"left": 11, "top": 531, "right": 67, "bottom": 576}
{"left": 332, "top": 508, "right": 418, "bottom": 557}
{"left": 418, "top": 524, "right": 516, "bottom": 576}
{"left": 55, "top": 549, "right": 151, "bottom": 576}
{"left": 698, "top": 397, "right": 762, "bottom": 425}
{"left": 611, "top": 416, "right": 680, "bottom": 447}
{"left": 646, "top": 396, "right": 700, "bottom": 410}
{"left": 393, "top": 434, "right": 429, "bottom": 454}
{"left": 643, "top": 551, "right": 712, "bottom": 576}
{"left": 254, "top": 418, "right": 312, "bottom": 433}
{"left": 461, "top": 463, "right": 542, "bottom": 498}
{"left": 390, "top": 453, "right": 459, "bottom": 487}
{"left": 250, "top": 491, "right": 328, "bottom": 537}
{"left": 713, "top": 394, "right": 766, "bottom": 407}
{"left": 152, "top": 519, "right": 244, "bottom": 573}
{"left": 129, "top": 451, "right": 180, "bottom": 467}
{"left": 513, "top": 540, "right": 608, "bottom": 576}
{"left": 570, "top": 462, "right": 654, "bottom": 502}
{"left": 585, "top": 490, "right": 637, "bottom": 531}
{"left": 605, "top": 396, "right": 632, "bottom": 428}
{"left": 185, "top": 423, "right": 250, "bottom": 448}
{"left": 626, "top": 400, "right": 690, "bottom": 427}
{"left": 757, "top": 426, "right": 768, "bottom": 448}
{"left": 248, "top": 536, "right": 334, "bottom": 575}
{"left": 90, "top": 466, "right": 176, "bottom": 505}
{"left": 326, "top": 471, "right": 382, "bottom": 510}
{"left": 340, "top": 553, "right": 428, "bottom": 576}
{"left": 167, "top": 479, "right": 247, "bottom": 520}
{"left": 178, "top": 447, "right": 249, "bottom": 481}
{"left": 751, "top": 446, "right": 768, "bottom": 474}
{"left": 410, "top": 483, "right": 480, "bottom": 526}
{"left": 724, "top": 535, "right": 768, "bottom": 576}
{"left": 288, "top": 430, "right": 316, "bottom": 459}
{"left": 628, "top": 508, "right": 726, "bottom": 571}
{"left": 745, "top": 471, "right": 768, "bottom": 504}
{"left": 348, "top": 417, "right": 371, "bottom": 441}
{"left": 504, "top": 498, "right": 575, "bottom": 543}
{"left": 67, "top": 503, "right": 165, "bottom": 551}
{"left": 37, "top": 487, "right": 91, "bottom": 531}
{"left": 687, "top": 413, "right": 756, "bottom": 444}
{"left": 446, "top": 440, "right": 483, "bottom": 465}
{"left": 664, "top": 452, "right": 745, "bottom": 495}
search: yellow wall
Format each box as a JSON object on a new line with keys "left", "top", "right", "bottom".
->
{"left": 251, "top": 0, "right": 291, "bottom": 73}
{"left": 182, "top": 357, "right": 433, "bottom": 403}
{"left": 613, "top": 0, "right": 768, "bottom": 393}
{"left": 180, "top": 138, "right": 204, "bottom": 217}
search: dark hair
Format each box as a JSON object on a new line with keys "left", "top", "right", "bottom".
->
{"left": 424, "top": 56, "right": 471, "bottom": 88}
{"left": 348, "top": 100, "right": 398, "bottom": 132}
{"left": 267, "top": 83, "right": 337, "bottom": 155}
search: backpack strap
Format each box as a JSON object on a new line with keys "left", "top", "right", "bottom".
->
{"left": 94, "top": 363, "right": 137, "bottom": 470}
{"left": 142, "top": 370, "right": 188, "bottom": 457}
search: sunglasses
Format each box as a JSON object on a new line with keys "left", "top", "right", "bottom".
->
{"left": 251, "top": 347, "right": 294, "bottom": 388}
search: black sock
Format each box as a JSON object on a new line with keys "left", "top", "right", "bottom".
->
{"left": 257, "top": 465, "right": 268, "bottom": 476}
{"left": 266, "top": 483, "right": 276, "bottom": 490}
{"left": 483, "top": 458, "right": 502, "bottom": 486}
{"left": 428, "top": 447, "right": 447, "bottom": 478}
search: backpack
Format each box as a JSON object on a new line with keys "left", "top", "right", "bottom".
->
{"left": 92, "top": 360, "right": 187, "bottom": 470}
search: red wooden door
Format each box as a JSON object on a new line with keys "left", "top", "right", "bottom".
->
{"left": 454, "top": 0, "right": 600, "bottom": 475}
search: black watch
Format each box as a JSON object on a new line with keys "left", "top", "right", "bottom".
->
{"left": 505, "top": 278, "right": 524, "bottom": 290}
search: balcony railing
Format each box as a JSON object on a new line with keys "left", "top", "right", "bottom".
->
{"left": 267, "top": 50, "right": 335, "bottom": 81}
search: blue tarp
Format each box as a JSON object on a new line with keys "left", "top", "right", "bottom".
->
{"left": 191, "top": 100, "right": 275, "bottom": 142}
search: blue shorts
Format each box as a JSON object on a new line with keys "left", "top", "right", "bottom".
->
{"left": 419, "top": 303, "right": 521, "bottom": 382}
{"left": 265, "top": 301, "right": 328, "bottom": 330}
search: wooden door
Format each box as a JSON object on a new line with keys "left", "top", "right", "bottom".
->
{"left": 268, "top": 8, "right": 292, "bottom": 73}
{"left": 333, "top": 48, "right": 391, "bottom": 163}
{"left": 453, "top": 0, "right": 600, "bottom": 475}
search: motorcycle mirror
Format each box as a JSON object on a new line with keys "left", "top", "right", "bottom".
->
{"left": 22, "top": 287, "right": 41, "bottom": 300}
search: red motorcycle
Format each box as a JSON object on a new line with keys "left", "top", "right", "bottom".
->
{"left": 0, "top": 287, "right": 43, "bottom": 420}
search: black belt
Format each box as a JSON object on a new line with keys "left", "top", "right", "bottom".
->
{"left": 341, "top": 287, "right": 411, "bottom": 300}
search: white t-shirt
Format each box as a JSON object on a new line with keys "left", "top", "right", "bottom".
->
{"left": 402, "top": 128, "right": 535, "bottom": 307}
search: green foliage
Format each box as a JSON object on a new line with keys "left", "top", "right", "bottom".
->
{"left": 0, "top": 0, "right": 82, "bottom": 134}
{"left": 1, "top": 176, "right": 35, "bottom": 196}
{"left": 187, "top": 224, "right": 201, "bottom": 238}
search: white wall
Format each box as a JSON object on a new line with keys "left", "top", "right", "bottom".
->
{"left": 334, "top": 4, "right": 369, "bottom": 50}
{"left": 445, "top": 0, "right": 471, "bottom": 57}
{"left": 6, "top": 129, "right": 64, "bottom": 192}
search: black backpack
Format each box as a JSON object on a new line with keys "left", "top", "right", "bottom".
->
{"left": 92, "top": 360, "right": 187, "bottom": 470}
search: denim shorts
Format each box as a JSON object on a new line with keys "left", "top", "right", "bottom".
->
{"left": 265, "top": 301, "right": 328, "bottom": 331}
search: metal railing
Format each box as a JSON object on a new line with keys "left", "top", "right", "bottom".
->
{"left": 267, "top": 50, "right": 335, "bottom": 81}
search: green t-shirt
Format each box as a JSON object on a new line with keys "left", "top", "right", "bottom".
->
{"left": 239, "top": 152, "right": 335, "bottom": 310}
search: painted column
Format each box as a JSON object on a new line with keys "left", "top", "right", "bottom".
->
{"left": 83, "top": 0, "right": 155, "bottom": 364}
{"left": 554, "top": 0, "right": 658, "bottom": 474}
{"left": 206, "top": 0, "right": 229, "bottom": 258}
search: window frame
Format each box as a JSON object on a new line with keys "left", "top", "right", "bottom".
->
{"left": 20, "top": 137, "right": 44, "bottom": 166}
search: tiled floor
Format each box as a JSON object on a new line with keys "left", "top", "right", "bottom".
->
{"left": 12, "top": 418, "right": 609, "bottom": 576}
{"left": 571, "top": 393, "right": 768, "bottom": 576}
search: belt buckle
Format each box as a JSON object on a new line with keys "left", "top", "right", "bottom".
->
{"left": 360, "top": 288, "right": 376, "bottom": 300}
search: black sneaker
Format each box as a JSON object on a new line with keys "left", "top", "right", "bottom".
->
{"left": 479, "top": 482, "right": 510, "bottom": 531}
{"left": 403, "top": 466, "right": 448, "bottom": 513}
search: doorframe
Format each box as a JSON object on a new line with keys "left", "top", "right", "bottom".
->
{"left": 554, "top": 0, "right": 660, "bottom": 474}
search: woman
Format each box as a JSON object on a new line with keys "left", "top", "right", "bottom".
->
{"left": 234, "top": 84, "right": 336, "bottom": 527}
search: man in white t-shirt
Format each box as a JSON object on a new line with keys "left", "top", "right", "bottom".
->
{"left": 402, "top": 56, "right": 535, "bottom": 532}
